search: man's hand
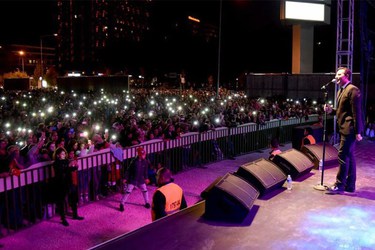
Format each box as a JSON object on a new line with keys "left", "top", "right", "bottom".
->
{"left": 69, "top": 160, "right": 78, "bottom": 167}
{"left": 324, "top": 104, "right": 333, "bottom": 114}
{"left": 356, "top": 134, "right": 363, "bottom": 141}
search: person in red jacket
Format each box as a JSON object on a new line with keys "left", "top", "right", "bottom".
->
{"left": 151, "top": 167, "right": 187, "bottom": 221}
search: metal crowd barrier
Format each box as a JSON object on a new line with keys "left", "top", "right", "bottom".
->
{"left": 0, "top": 114, "right": 331, "bottom": 236}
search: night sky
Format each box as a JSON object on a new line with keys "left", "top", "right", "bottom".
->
{"left": 0, "top": 1, "right": 56, "bottom": 44}
{"left": 0, "top": 0, "right": 337, "bottom": 81}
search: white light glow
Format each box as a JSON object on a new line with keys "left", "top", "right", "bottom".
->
{"left": 68, "top": 72, "right": 81, "bottom": 77}
{"left": 285, "top": 1, "right": 325, "bottom": 22}
{"left": 42, "top": 80, "right": 48, "bottom": 88}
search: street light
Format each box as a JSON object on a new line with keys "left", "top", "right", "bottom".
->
{"left": 19, "top": 50, "right": 25, "bottom": 72}
{"left": 40, "top": 33, "right": 57, "bottom": 76}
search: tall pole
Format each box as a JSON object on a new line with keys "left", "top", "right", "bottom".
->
{"left": 216, "top": 0, "right": 222, "bottom": 98}
{"left": 19, "top": 50, "right": 25, "bottom": 72}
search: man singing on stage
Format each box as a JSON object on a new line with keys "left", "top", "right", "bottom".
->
{"left": 324, "top": 67, "right": 363, "bottom": 193}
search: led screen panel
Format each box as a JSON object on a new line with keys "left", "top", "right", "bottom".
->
{"left": 282, "top": 1, "right": 330, "bottom": 24}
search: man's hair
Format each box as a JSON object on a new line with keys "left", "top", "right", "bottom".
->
{"left": 156, "top": 167, "right": 172, "bottom": 184}
{"left": 305, "top": 127, "right": 313, "bottom": 135}
{"left": 92, "top": 134, "right": 102, "bottom": 144}
{"left": 337, "top": 67, "right": 352, "bottom": 79}
{"left": 53, "top": 147, "right": 67, "bottom": 160}
{"left": 137, "top": 147, "right": 146, "bottom": 156}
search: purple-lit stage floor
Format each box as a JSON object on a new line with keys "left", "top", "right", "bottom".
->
{"left": 1, "top": 139, "right": 375, "bottom": 250}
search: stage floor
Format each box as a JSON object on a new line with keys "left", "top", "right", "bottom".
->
{"left": 1, "top": 139, "right": 375, "bottom": 250}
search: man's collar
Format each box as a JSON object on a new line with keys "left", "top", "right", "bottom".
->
{"left": 341, "top": 81, "right": 351, "bottom": 89}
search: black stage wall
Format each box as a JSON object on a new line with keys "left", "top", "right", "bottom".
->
{"left": 246, "top": 73, "right": 360, "bottom": 99}
{"left": 57, "top": 75, "right": 129, "bottom": 92}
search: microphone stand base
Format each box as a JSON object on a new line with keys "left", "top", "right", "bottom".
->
{"left": 314, "top": 184, "right": 328, "bottom": 191}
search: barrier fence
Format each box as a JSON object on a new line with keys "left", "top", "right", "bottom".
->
{"left": 0, "top": 114, "right": 329, "bottom": 236}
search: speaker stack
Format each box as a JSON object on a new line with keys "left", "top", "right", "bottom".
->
{"left": 301, "top": 142, "right": 338, "bottom": 169}
{"left": 235, "top": 158, "right": 287, "bottom": 196}
{"left": 202, "top": 147, "right": 316, "bottom": 222}
{"left": 271, "top": 148, "right": 314, "bottom": 179}
{"left": 203, "top": 173, "right": 259, "bottom": 222}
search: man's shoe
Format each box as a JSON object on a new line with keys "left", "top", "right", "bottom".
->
{"left": 61, "top": 219, "right": 69, "bottom": 227}
{"left": 345, "top": 187, "right": 355, "bottom": 193}
{"left": 326, "top": 185, "right": 344, "bottom": 194}
{"left": 119, "top": 204, "right": 124, "bottom": 212}
{"left": 72, "top": 215, "right": 84, "bottom": 220}
{"left": 145, "top": 203, "right": 151, "bottom": 209}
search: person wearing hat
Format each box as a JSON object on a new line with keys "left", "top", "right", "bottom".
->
{"left": 119, "top": 147, "right": 151, "bottom": 212}
{"left": 151, "top": 167, "right": 187, "bottom": 221}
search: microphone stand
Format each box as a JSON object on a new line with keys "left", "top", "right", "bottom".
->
{"left": 314, "top": 88, "right": 329, "bottom": 191}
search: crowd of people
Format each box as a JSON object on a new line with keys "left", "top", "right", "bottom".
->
{"left": 0, "top": 86, "right": 326, "bottom": 227}
{"left": 3, "top": 83, "right": 371, "bottom": 228}
{"left": 0, "top": 86, "right": 324, "bottom": 162}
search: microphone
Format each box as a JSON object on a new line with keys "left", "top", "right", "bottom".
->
{"left": 321, "top": 79, "right": 337, "bottom": 90}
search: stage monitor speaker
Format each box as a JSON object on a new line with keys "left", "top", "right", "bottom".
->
{"left": 235, "top": 158, "right": 287, "bottom": 196}
{"left": 301, "top": 142, "right": 338, "bottom": 169}
{"left": 292, "top": 125, "right": 323, "bottom": 150}
{"left": 271, "top": 148, "right": 314, "bottom": 179}
{"left": 203, "top": 173, "right": 259, "bottom": 222}
{"left": 200, "top": 176, "right": 222, "bottom": 200}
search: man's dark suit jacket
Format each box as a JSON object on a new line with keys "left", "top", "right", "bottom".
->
{"left": 334, "top": 83, "right": 363, "bottom": 135}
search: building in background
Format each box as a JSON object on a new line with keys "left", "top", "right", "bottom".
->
{"left": 55, "top": 0, "right": 219, "bottom": 81}
{"left": 56, "top": 0, "right": 152, "bottom": 75}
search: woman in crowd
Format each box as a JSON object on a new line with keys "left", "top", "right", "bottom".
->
{"left": 53, "top": 147, "right": 84, "bottom": 226}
